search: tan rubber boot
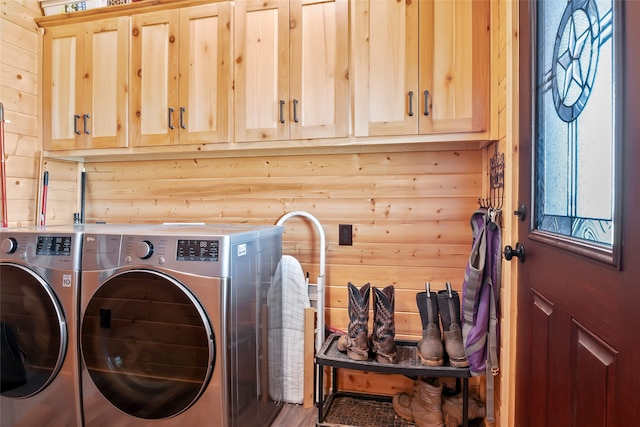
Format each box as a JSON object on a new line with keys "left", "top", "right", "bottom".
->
{"left": 371, "top": 285, "right": 397, "bottom": 364}
{"left": 336, "top": 282, "right": 370, "bottom": 360}
{"left": 442, "top": 393, "right": 486, "bottom": 427}
{"left": 392, "top": 379, "right": 444, "bottom": 427}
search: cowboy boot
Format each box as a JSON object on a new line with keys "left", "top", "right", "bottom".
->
{"left": 437, "top": 284, "right": 469, "bottom": 368}
{"left": 371, "top": 285, "right": 397, "bottom": 364}
{"left": 392, "top": 378, "right": 444, "bottom": 427}
{"left": 336, "top": 282, "right": 370, "bottom": 360}
{"left": 442, "top": 393, "right": 486, "bottom": 427}
{"left": 416, "top": 286, "right": 444, "bottom": 366}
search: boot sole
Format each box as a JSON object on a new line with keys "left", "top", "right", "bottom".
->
{"left": 448, "top": 358, "right": 470, "bottom": 368}
{"left": 347, "top": 349, "right": 369, "bottom": 361}
{"left": 417, "top": 354, "right": 444, "bottom": 367}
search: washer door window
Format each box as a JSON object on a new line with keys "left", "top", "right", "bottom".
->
{"left": 0, "top": 264, "right": 67, "bottom": 398}
{"left": 81, "top": 270, "right": 215, "bottom": 419}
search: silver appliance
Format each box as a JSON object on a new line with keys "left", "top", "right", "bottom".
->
{"left": 0, "top": 226, "right": 83, "bottom": 427}
{"left": 79, "top": 224, "right": 284, "bottom": 426}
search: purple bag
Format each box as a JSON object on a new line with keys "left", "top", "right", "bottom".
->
{"left": 461, "top": 208, "right": 501, "bottom": 420}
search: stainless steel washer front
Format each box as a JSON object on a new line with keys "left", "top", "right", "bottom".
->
{"left": 79, "top": 224, "right": 283, "bottom": 427}
{"left": 1, "top": 227, "right": 83, "bottom": 427}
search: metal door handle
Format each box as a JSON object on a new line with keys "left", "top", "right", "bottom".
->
{"left": 423, "top": 90, "right": 430, "bottom": 116}
{"left": 279, "top": 100, "right": 285, "bottom": 124}
{"left": 504, "top": 242, "right": 525, "bottom": 262}
{"left": 83, "top": 114, "right": 91, "bottom": 134}
{"left": 180, "top": 107, "right": 186, "bottom": 129}
{"left": 408, "top": 91, "right": 414, "bottom": 117}
{"left": 74, "top": 114, "right": 81, "bottom": 135}
{"left": 168, "top": 107, "right": 174, "bottom": 129}
{"left": 293, "top": 99, "right": 299, "bottom": 123}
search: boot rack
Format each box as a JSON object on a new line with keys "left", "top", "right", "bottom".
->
{"left": 316, "top": 334, "right": 472, "bottom": 426}
{"left": 275, "top": 212, "right": 472, "bottom": 425}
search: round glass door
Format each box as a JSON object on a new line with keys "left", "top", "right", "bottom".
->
{"left": 0, "top": 264, "right": 67, "bottom": 398}
{"left": 81, "top": 270, "right": 215, "bottom": 419}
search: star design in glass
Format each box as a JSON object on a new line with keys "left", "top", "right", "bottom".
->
{"left": 556, "top": 14, "right": 591, "bottom": 101}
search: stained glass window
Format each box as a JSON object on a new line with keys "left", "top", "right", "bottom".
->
{"left": 535, "top": 0, "right": 615, "bottom": 246}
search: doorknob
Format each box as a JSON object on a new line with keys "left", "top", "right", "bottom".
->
{"left": 504, "top": 242, "right": 525, "bottom": 262}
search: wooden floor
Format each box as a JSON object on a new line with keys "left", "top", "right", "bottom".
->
{"left": 270, "top": 403, "right": 318, "bottom": 427}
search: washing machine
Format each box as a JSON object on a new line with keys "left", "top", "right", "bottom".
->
{"left": 0, "top": 226, "right": 83, "bottom": 427}
{"left": 79, "top": 224, "right": 284, "bottom": 427}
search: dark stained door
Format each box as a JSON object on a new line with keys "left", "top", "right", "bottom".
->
{"left": 516, "top": 1, "right": 640, "bottom": 425}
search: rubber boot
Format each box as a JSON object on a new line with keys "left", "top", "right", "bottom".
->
{"left": 442, "top": 393, "right": 486, "bottom": 427}
{"left": 371, "top": 285, "right": 397, "bottom": 364}
{"left": 437, "top": 284, "right": 469, "bottom": 368}
{"left": 416, "top": 288, "right": 444, "bottom": 366}
{"left": 336, "top": 282, "right": 370, "bottom": 360}
{"left": 392, "top": 378, "right": 444, "bottom": 427}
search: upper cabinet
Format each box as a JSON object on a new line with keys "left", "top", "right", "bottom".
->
{"left": 234, "top": 0, "right": 349, "bottom": 142}
{"left": 352, "top": 0, "right": 490, "bottom": 137}
{"left": 42, "top": 17, "right": 129, "bottom": 150}
{"left": 129, "top": 2, "right": 232, "bottom": 147}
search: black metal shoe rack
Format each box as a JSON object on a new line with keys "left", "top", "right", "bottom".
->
{"left": 316, "top": 333, "right": 472, "bottom": 427}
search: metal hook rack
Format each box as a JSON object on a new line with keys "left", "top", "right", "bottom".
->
{"left": 479, "top": 144, "right": 504, "bottom": 211}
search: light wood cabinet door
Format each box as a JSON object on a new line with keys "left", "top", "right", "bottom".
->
{"left": 234, "top": 0, "right": 290, "bottom": 142}
{"left": 289, "top": 0, "right": 349, "bottom": 140}
{"left": 84, "top": 17, "right": 129, "bottom": 149}
{"left": 235, "top": 0, "right": 348, "bottom": 142}
{"left": 419, "top": 0, "right": 490, "bottom": 134}
{"left": 130, "top": 10, "right": 179, "bottom": 146}
{"left": 43, "top": 17, "right": 128, "bottom": 150}
{"left": 352, "top": 0, "right": 490, "bottom": 137}
{"left": 178, "top": 3, "right": 233, "bottom": 145}
{"left": 43, "top": 23, "right": 84, "bottom": 150}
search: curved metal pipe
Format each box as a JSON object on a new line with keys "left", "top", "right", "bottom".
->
{"left": 275, "top": 211, "right": 326, "bottom": 352}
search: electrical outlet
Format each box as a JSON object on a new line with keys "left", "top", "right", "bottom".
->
{"left": 339, "top": 224, "right": 352, "bottom": 246}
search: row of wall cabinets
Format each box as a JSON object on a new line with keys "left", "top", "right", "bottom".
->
{"left": 39, "top": 0, "right": 490, "bottom": 153}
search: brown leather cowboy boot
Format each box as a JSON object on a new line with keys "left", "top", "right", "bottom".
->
{"left": 337, "top": 282, "right": 370, "bottom": 360}
{"left": 371, "top": 285, "right": 397, "bottom": 363}
{"left": 392, "top": 378, "right": 444, "bottom": 427}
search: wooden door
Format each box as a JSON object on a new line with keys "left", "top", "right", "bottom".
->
{"left": 234, "top": 0, "right": 290, "bottom": 142}
{"left": 130, "top": 10, "right": 179, "bottom": 146}
{"left": 352, "top": 0, "right": 418, "bottom": 137}
{"left": 178, "top": 3, "right": 233, "bottom": 145}
{"left": 418, "top": 0, "right": 489, "bottom": 134}
{"left": 289, "top": 0, "right": 348, "bottom": 140}
{"left": 42, "top": 23, "right": 84, "bottom": 150}
{"left": 84, "top": 17, "right": 129, "bottom": 149}
{"left": 515, "top": 1, "right": 640, "bottom": 425}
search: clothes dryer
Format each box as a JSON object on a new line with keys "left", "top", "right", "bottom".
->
{"left": 0, "top": 226, "right": 83, "bottom": 427}
{"left": 79, "top": 224, "right": 284, "bottom": 427}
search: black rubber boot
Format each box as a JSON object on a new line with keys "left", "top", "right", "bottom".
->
{"left": 437, "top": 283, "right": 469, "bottom": 368}
{"left": 416, "top": 284, "right": 444, "bottom": 366}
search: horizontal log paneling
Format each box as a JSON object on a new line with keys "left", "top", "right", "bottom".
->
{"left": 84, "top": 148, "right": 480, "bottom": 333}
{"left": 1, "top": 0, "right": 42, "bottom": 227}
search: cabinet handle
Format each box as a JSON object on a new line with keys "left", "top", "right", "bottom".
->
{"left": 423, "top": 90, "right": 430, "bottom": 116}
{"left": 279, "top": 100, "right": 285, "bottom": 124}
{"left": 408, "top": 91, "right": 414, "bottom": 117}
{"left": 293, "top": 99, "right": 299, "bottom": 123}
{"left": 168, "top": 107, "right": 174, "bottom": 130}
{"left": 74, "top": 114, "right": 81, "bottom": 135}
{"left": 180, "top": 107, "right": 187, "bottom": 129}
{"left": 83, "top": 114, "right": 91, "bottom": 135}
